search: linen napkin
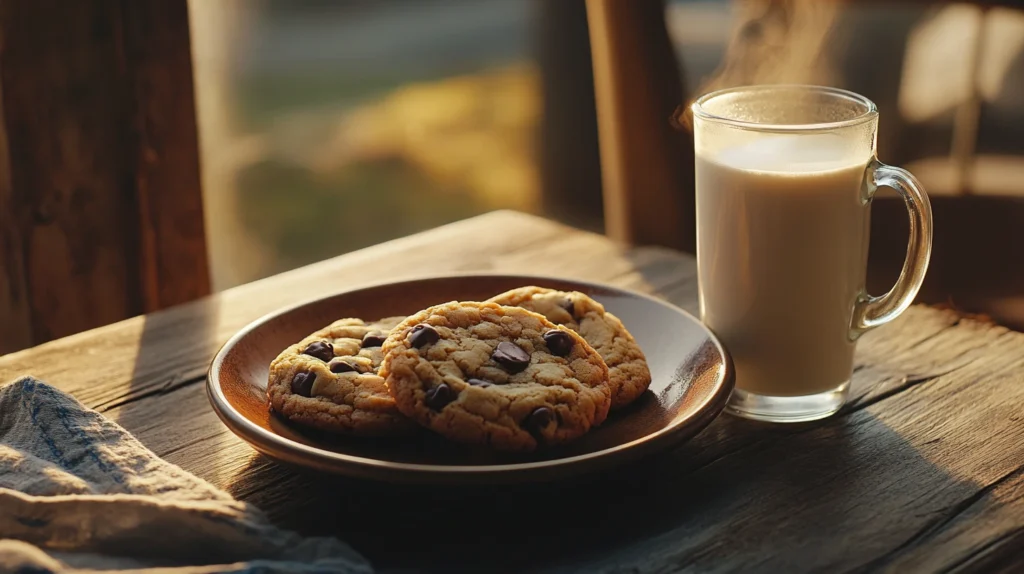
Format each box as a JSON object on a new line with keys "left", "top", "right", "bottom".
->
{"left": 0, "top": 376, "right": 373, "bottom": 574}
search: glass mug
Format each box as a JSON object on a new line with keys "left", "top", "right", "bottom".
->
{"left": 691, "top": 85, "right": 932, "bottom": 423}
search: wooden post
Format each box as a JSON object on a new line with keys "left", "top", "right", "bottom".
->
{"left": 537, "top": 0, "right": 604, "bottom": 233}
{"left": 0, "top": 0, "right": 209, "bottom": 353}
{"left": 586, "top": 0, "right": 695, "bottom": 252}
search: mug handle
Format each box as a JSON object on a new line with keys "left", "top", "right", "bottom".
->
{"left": 851, "top": 160, "right": 933, "bottom": 338}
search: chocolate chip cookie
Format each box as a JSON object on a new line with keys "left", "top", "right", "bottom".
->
{"left": 380, "top": 302, "right": 611, "bottom": 451}
{"left": 489, "top": 287, "right": 652, "bottom": 409}
{"left": 268, "top": 317, "right": 416, "bottom": 436}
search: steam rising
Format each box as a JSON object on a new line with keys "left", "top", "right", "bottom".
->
{"left": 676, "top": 0, "right": 842, "bottom": 131}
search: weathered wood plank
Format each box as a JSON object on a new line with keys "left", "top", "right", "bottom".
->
{"left": 2, "top": 211, "right": 1023, "bottom": 572}
{"left": 586, "top": 0, "right": 696, "bottom": 252}
{"left": 537, "top": 0, "right": 604, "bottom": 232}
{"left": 121, "top": 0, "right": 210, "bottom": 311}
{"left": 884, "top": 467, "right": 1024, "bottom": 573}
{"left": 0, "top": 0, "right": 139, "bottom": 347}
{"left": 0, "top": 0, "right": 208, "bottom": 353}
{"left": 0, "top": 75, "right": 31, "bottom": 353}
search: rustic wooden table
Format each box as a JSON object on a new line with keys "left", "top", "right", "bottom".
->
{"left": 2, "top": 211, "right": 1022, "bottom": 573}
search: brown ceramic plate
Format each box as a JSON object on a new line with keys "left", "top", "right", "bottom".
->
{"left": 207, "top": 274, "right": 733, "bottom": 483}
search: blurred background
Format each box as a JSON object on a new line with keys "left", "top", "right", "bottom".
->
{"left": 4, "top": 0, "right": 1024, "bottom": 353}
{"left": 188, "top": 0, "right": 1024, "bottom": 290}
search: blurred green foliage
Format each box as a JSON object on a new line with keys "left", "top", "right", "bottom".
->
{"left": 237, "top": 157, "right": 485, "bottom": 276}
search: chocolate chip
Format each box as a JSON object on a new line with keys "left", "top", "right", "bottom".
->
{"left": 425, "top": 383, "right": 455, "bottom": 410}
{"left": 492, "top": 341, "right": 531, "bottom": 373}
{"left": 560, "top": 297, "right": 576, "bottom": 317}
{"left": 543, "top": 329, "right": 574, "bottom": 356}
{"left": 523, "top": 407, "right": 555, "bottom": 435}
{"left": 409, "top": 324, "right": 440, "bottom": 348}
{"left": 302, "top": 341, "right": 334, "bottom": 362}
{"left": 329, "top": 359, "right": 361, "bottom": 374}
{"left": 361, "top": 331, "right": 387, "bottom": 348}
{"left": 467, "top": 378, "right": 494, "bottom": 388}
{"left": 291, "top": 372, "right": 316, "bottom": 397}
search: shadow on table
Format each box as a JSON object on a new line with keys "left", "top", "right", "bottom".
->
{"left": 111, "top": 297, "right": 221, "bottom": 435}
{"left": 225, "top": 410, "right": 985, "bottom": 573}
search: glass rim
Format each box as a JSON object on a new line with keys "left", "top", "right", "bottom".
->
{"left": 690, "top": 84, "right": 878, "bottom": 132}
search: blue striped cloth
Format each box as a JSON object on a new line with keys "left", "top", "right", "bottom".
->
{"left": 0, "top": 377, "right": 373, "bottom": 574}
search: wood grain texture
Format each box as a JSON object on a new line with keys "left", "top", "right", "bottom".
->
{"left": 121, "top": 0, "right": 210, "bottom": 311}
{"left": 537, "top": 0, "right": 604, "bottom": 233}
{"left": 0, "top": 0, "right": 208, "bottom": 354}
{"left": 586, "top": 0, "right": 696, "bottom": 252}
{"left": 1, "top": 211, "right": 1022, "bottom": 572}
{"left": 0, "top": 74, "right": 31, "bottom": 353}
